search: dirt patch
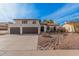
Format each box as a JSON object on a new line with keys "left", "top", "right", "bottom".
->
{"left": 37, "top": 33, "right": 64, "bottom": 50}
{"left": 58, "top": 33, "right": 79, "bottom": 49}
{"left": 38, "top": 33, "right": 79, "bottom": 50}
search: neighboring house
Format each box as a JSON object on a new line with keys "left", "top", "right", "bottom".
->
{"left": 0, "top": 22, "right": 12, "bottom": 30}
{"left": 8, "top": 19, "right": 40, "bottom": 34}
{"left": 41, "top": 22, "right": 58, "bottom": 33}
{"left": 63, "top": 22, "right": 79, "bottom": 32}
{"left": 0, "top": 25, "right": 7, "bottom": 30}
{"left": 0, "top": 22, "right": 10, "bottom": 34}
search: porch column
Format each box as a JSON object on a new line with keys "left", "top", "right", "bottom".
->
{"left": 44, "top": 25, "right": 47, "bottom": 32}
{"left": 38, "top": 26, "right": 40, "bottom": 34}
{"left": 20, "top": 27, "right": 22, "bottom": 35}
{"left": 8, "top": 27, "right": 10, "bottom": 34}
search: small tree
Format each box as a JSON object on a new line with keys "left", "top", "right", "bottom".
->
{"left": 44, "top": 19, "right": 55, "bottom": 33}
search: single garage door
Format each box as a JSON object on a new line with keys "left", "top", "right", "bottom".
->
{"left": 10, "top": 27, "right": 20, "bottom": 34}
{"left": 22, "top": 27, "right": 38, "bottom": 34}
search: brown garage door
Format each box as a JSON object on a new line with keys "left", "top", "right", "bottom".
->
{"left": 22, "top": 27, "right": 38, "bottom": 34}
{"left": 10, "top": 27, "right": 20, "bottom": 34}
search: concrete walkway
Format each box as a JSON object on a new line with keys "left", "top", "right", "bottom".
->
{"left": 0, "top": 50, "right": 79, "bottom": 56}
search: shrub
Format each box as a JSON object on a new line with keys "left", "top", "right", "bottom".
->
{"left": 57, "top": 27, "right": 65, "bottom": 33}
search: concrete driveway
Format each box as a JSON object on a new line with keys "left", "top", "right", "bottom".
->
{"left": 0, "top": 34, "right": 38, "bottom": 51}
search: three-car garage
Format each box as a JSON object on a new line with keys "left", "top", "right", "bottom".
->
{"left": 10, "top": 27, "right": 38, "bottom": 34}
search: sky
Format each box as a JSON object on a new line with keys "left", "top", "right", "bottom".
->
{"left": 0, "top": 3, "right": 79, "bottom": 25}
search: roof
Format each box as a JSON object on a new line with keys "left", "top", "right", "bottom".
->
{"left": 63, "top": 22, "right": 79, "bottom": 27}
{"left": 13, "top": 19, "right": 41, "bottom": 21}
{"left": 0, "top": 22, "right": 13, "bottom": 24}
{"left": 41, "top": 22, "right": 58, "bottom": 26}
{"left": 65, "top": 22, "right": 79, "bottom": 25}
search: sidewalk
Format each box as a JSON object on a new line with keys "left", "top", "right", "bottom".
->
{"left": 1, "top": 50, "right": 79, "bottom": 56}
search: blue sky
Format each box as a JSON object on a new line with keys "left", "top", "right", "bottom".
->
{"left": 0, "top": 3, "right": 79, "bottom": 25}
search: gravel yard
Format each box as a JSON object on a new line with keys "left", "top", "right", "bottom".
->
{"left": 38, "top": 33, "right": 79, "bottom": 50}
{"left": 58, "top": 33, "right": 79, "bottom": 49}
{"left": 38, "top": 33, "right": 64, "bottom": 50}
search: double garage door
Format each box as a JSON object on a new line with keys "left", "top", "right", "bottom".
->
{"left": 10, "top": 27, "right": 20, "bottom": 34}
{"left": 22, "top": 27, "right": 38, "bottom": 34}
{"left": 10, "top": 27, "right": 38, "bottom": 34}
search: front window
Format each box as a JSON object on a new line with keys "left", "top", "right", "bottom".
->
{"left": 32, "top": 21, "right": 36, "bottom": 24}
{"left": 22, "top": 20, "right": 27, "bottom": 24}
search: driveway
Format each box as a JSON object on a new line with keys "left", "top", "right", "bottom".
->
{"left": 0, "top": 34, "right": 38, "bottom": 51}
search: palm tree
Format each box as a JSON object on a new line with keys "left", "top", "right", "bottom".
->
{"left": 44, "top": 19, "right": 50, "bottom": 24}
{"left": 44, "top": 19, "right": 54, "bottom": 25}
{"left": 49, "top": 19, "right": 54, "bottom": 23}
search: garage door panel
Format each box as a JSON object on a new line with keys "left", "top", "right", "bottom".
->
{"left": 22, "top": 27, "right": 38, "bottom": 34}
{"left": 10, "top": 27, "right": 20, "bottom": 34}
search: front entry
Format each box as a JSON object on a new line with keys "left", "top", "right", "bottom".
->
{"left": 41, "top": 26, "right": 44, "bottom": 32}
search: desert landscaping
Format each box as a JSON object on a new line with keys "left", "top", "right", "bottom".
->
{"left": 38, "top": 33, "right": 79, "bottom": 50}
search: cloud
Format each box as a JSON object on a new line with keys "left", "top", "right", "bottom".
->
{"left": 15, "top": 4, "right": 38, "bottom": 19}
{"left": 0, "top": 3, "right": 17, "bottom": 22}
{"left": 41, "top": 3, "right": 79, "bottom": 20}
{"left": 0, "top": 3, "right": 38, "bottom": 22}
{"left": 56, "top": 13, "right": 79, "bottom": 25}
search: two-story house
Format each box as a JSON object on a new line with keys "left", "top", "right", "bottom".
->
{"left": 8, "top": 19, "right": 40, "bottom": 34}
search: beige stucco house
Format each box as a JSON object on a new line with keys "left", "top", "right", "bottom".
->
{"left": 63, "top": 22, "right": 79, "bottom": 32}
{"left": 8, "top": 19, "right": 40, "bottom": 34}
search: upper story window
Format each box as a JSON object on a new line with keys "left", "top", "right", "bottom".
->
{"left": 22, "top": 20, "right": 27, "bottom": 24}
{"left": 32, "top": 21, "right": 36, "bottom": 24}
